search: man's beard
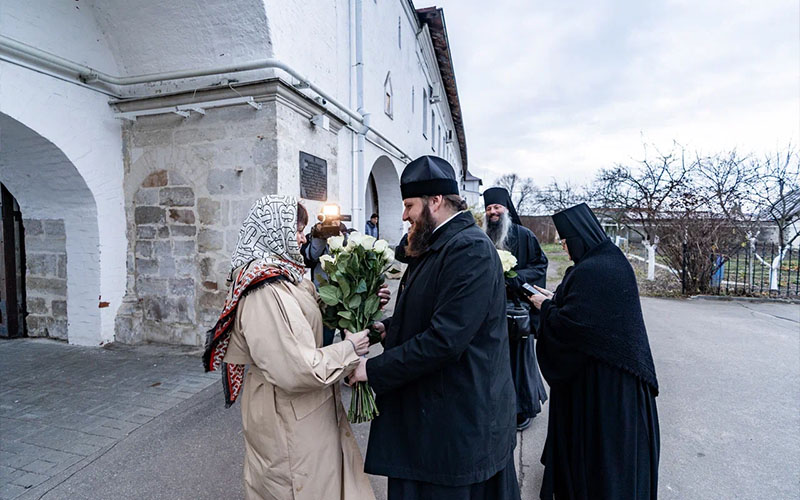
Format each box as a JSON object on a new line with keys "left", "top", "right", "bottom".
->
{"left": 406, "top": 204, "right": 437, "bottom": 257}
{"left": 483, "top": 210, "right": 512, "bottom": 250}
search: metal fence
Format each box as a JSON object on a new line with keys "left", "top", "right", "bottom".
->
{"left": 702, "top": 242, "right": 800, "bottom": 297}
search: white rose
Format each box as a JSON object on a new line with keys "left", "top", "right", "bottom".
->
{"left": 328, "top": 235, "right": 345, "bottom": 251}
{"left": 361, "top": 235, "right": 377, "bottom": 249}
{"left": 319, "top": 254, "right": 335, "bottom": 267}
{"left": 497, "top": 250, "right": 517, "bottom": 273}
{"left": 346, "top": 232, "right": 364, "bottom": 250}
{"left": 383, "top": 248, "right": 396, "bottom": 264}
{"left": 373, "top": 239, "right": 389, "bottom": 254}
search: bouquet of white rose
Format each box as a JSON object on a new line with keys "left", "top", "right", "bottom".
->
{"left": 317, "top": 232, "right": 397, "bottom": 423}
{"left": 497, "top": 249, "right": 518, "bottom": 278}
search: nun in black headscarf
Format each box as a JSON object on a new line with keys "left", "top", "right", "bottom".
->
{"left": 482, "top": 187, "right": 549, "bottom": 431}
{"left": 527, "top": 203, "right": 660, "bottom": 500}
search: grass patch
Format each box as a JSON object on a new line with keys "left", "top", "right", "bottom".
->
{"left": 541, "top": 243, "right": 562, "bottom": 255}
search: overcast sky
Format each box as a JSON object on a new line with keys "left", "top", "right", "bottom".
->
{"left": 424, "top": 0, "right": 800, "bottom": 187}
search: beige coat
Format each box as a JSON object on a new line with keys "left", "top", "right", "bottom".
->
{"left": 223, "top": 279, "right": 375, "bottom": 500}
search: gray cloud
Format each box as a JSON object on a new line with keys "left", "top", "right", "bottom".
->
{"left": 428, "top": 0, "right": 800, "bottom": 185}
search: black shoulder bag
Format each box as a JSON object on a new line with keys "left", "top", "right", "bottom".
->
{"left": 506, "top": 295, "right": 531, "bottom": 343}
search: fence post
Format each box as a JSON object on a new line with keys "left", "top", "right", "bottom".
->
{"left": 681, "top": 242, "right": 687, "bottom": 295}
{"left": 769, "top": 243, "right": 780, "bottom": 292}
{"left": 644, "top": 238, "right": 657, "bottom": 281}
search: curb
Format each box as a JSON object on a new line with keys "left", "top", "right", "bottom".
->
{"left": 688, "top": 294, "right": 800, "bottom": 305}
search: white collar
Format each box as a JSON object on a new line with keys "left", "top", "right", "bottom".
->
{"left": 433, "top": 210, "right": 464, "bottom": 234}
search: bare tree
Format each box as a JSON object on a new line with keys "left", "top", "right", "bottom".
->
{"left": 594, "top": 143, "right": 758, "bottom": 293}
{"left": 594, "top": 143, "right": 689, "bottom": 246}
{"left": 494, "top": 173, "right": 539, "bottom": 215}
{"left": 748, "top": 148, "right": 800, "bottom": 290}
{"left": 536, "top": 179, "right": 587, "bottom": 213}
{"left": 751, "top": 148, "right": 800, "bottom": 248}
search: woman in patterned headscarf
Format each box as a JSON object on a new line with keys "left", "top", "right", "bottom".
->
{"left": 204, "top": 195, "right": 376, "bottom": 500}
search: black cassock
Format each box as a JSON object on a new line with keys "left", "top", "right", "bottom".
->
{"left": 504, "top": 223, "right": 549, "bottom": 419}
{"left": 537, "top": 239, "right": 660, "bottom": 500}
{"left": 365, "top": 212, "right": 520, "bottom": 500}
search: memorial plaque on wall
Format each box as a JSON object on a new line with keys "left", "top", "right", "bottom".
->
{"left": 299, "top": 152, "right": 328, "bottom": 201}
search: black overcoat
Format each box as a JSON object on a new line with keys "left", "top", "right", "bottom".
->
{"left": 365, "top": 211, "right": 517, "bottom": 486}
{"left": 503, "top": 223, "right": 549, "bottom": 418}
{"left": 537, "top": 239, "right": 659, "bottom": 499}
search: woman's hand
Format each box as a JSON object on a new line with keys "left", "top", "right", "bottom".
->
{"left": 343, "top": 329, "right": 370, "bottom": 356}
{"left": 528, "top": 285, "right": 553, "bottom": 310}
{"left": 378, "top": 284, "right": 391, "bottom": 310}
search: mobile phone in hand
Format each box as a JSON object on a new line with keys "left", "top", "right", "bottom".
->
{"left": 520, "top": 283, "right": 541, "bottom": 297}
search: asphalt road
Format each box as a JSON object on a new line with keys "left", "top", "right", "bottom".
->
{"left": 10, "top": 297, "right": 800, "bottom": 500}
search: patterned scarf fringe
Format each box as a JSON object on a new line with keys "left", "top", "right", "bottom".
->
{"left": 202, "top": 261, "right": 289, "bottom": 407}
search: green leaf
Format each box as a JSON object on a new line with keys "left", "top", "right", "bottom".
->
{"left": 364, "top": 294, "right": 380, "bottom": 316}
{"left": 371, "top": 309, "right": 384, "bottom": 322}
{"left": 337, "top": 310, "right": 353, "bottom": 320}
{"left": 339, "top": 278, "right": 351, "bottom": 299}
{"left": 318, "top": 285, "right": 340, "bottom": 306}
{"left": 348, "top": 294, "right": 362, "bottom": 309}
{"left": 506, "top": 270, "right": 518, "bottom": 278}
{"left": 355, "top": 279, "right": 367, "bottom": 294}
{"left": 338, "top": 318, "right": 352, "bottom": 329}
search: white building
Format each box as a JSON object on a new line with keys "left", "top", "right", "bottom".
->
{"left": 0, "top": 0, "right": 469, "bottom": 346}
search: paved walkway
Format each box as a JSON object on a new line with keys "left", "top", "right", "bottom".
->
{"left": 1, "top": 297, "right": 798, "bottom": 499}
{"left": 0, "top": 341, "right": 217, "bottom": 500}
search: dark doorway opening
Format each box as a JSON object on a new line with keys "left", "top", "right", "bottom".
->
{"left": 367, "top": 172, "right": 379, "bottom": 233}
{"left": 0, "top": 183, "right": 27, "bottom": 338}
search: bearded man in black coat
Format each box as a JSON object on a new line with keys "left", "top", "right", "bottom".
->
{"left": 528, "top": 203, "right": 660, "bottom": 500}
{"left": 348, "top": 156, "right": 519, "bottom": 500}
{"left": 483, "top": 187, "right": 549, "bottom": 432}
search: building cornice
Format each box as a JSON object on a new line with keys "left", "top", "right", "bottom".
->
{"left": 112, "top": 78, "right": 346, "bottom": 133}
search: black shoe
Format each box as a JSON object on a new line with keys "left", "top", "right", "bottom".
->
{"left": 516, "top": 416, "right": 532, "bottom": 432}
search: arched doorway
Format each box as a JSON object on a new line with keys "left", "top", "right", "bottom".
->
{"left": 0, "top": 113, "right": 101, "bottom": 344}
{"left": 0, "top": 184, "right": 26, "bottom": 338}
{"left": 364, "top": 156, "right": 403, "bottom": 245}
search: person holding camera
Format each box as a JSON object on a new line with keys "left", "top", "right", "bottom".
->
{"left": 482, "top": 187, "right": 549, "bottom": 432}
{"left": 301, "top": 220, "right": 349, "bottom": 346}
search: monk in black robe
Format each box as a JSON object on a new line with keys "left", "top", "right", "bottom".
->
{"left": 528, "top": 203, "right": 660, "bottom": 500}
{"left": 483, "top": 187, "right": 549, "bottom": 431}
{"left": 348, "top": 156, "right": 519, "bottom": 500}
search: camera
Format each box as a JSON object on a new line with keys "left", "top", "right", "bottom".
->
{"left": 313, "top": 203, "right": 352, "bottom": 239}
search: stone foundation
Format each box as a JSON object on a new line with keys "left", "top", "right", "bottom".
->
{"left": 23, "top": 218, "right": 67, "bottom": 339}
{"left": 113, "top": 81, "right": 342, "bottom": 346}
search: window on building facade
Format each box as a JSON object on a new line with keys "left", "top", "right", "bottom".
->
{"left": 438, "top": 125, "right": 442, "bottom": 153}
{"left": 422, "top": 89, "right": 428, "bottom": 137}
{"left": 431, "top": 111, "right": 436, "bottom": 151}
{"left": 384, "top": 72, "right": 393, "bottom": 119}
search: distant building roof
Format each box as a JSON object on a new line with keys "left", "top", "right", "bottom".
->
{"left": 464, "top": 170, "right": 482, "bottom": 184}
{"left": 416, "top": 6, "right": 469, "bottom": 177}
{"left": 763, "top": 189, "right": 800, "bottom": 220}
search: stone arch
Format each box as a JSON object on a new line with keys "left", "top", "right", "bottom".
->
{"left": 0, "top": 113, "right": 101, "bottom": 344}
{"left": 365, "top": 155, "right": 403, "bottom": 244}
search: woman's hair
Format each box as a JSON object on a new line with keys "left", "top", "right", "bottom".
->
{"left": 297, "top": 202, "right": 309, "bottom": 227}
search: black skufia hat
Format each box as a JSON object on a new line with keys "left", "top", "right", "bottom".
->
{"left": 552, "top": 203, "right": 608, "bottom": 262}
{"left": 400, "top": 156, "right": 460, "bottom": 199}
{"left": 483, "top": 187, "right": 521, "bottom": 225}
